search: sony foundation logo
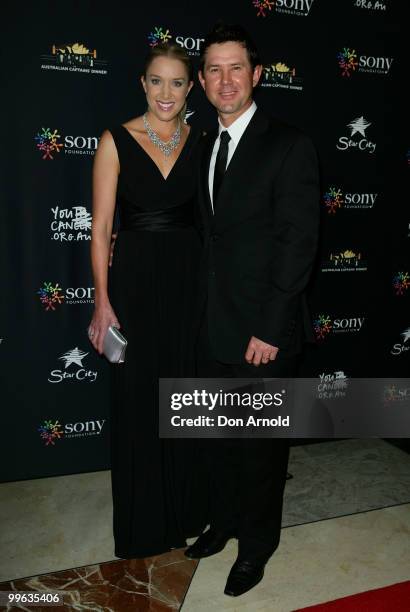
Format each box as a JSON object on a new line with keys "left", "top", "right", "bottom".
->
{"left": 35, "top": 128, "right": 99, "bottom": 160}
{"left": 323, "top": 187, "right": 377, "bottom": 214}
{"left": 38, "top": 417, "right": 105, "bottom": 445}
{"left": 253, "top": 0, "right": 314, "bottom": 17}
{"left": 314, "top": 314, "right": 365, "bottom": 340}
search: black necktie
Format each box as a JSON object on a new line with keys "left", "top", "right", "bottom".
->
{"left": 212, "top": 130, "right": 231, "bottom": 209}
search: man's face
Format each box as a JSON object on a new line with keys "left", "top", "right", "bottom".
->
{"left": 199, "top": 41, "right": 262, "bottom": 124}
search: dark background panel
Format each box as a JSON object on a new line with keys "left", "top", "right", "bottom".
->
{"left": 0, "top": 0, "right": 407, "bottom": 481}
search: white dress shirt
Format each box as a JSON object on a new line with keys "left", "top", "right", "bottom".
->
{"left": 208, "top": 101, "right": 257, "bottom": 210}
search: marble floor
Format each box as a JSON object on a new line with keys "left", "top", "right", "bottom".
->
{"left": 1, "top": 439, "right": 409, "bottom": 610}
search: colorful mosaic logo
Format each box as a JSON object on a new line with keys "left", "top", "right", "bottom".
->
{"left": 324, "top": 187, "right": 344, "bottom": 214}
{"left": 253, "top": 0, "right": 275, "bottom": 17}
{"left": 314, "top": 314, "right": 332, "bottom": 340}
{"left": 35, "top": 128, "right": 63, "bottom": 160}
{"left": 253, "top": 0, "right": 313, "bottom": 17}
{"left": 38, "top": 420, "right": 64, "bottom": 446}
{"left": 337, "top": 48, "right": 358, "bottom": 76}
{"left": 393, "top": 272, "right": 410, "bottom": 296}
{"left": 383, "top": 384, "right": 410, "bottom": 405}
{"left": 148, "top": 26, "right": 172, "bottom": 47}
{"left": 37, "top": 282, "right": 65, "bottom": 311}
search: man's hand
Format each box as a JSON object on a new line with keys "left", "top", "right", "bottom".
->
{"left": 245, "top": 336, "right": 279, "bottom": 366}
{"left": 109, "top": 232, "right": 117, "bottom": 267}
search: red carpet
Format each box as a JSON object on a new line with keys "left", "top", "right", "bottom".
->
{"left": 294, "top": 580, "right": 410, "bottom": 611}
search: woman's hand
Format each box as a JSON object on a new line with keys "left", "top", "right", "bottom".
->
{"left": 88, "top": 303, "right": 120, "bottom": 355}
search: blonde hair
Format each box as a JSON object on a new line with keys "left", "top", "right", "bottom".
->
{"left": 143, "top": 43, "right": 193, "bottom": 122}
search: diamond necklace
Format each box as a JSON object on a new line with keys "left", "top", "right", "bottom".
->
{"left": 143, "top": 113, "right": 181, "bottom": 158}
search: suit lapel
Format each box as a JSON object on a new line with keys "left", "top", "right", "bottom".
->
{"left": 200, "top": 129, "right": 217, "bottom": 224}
{"left": 213, "top": 109, "right": 270, "bottom": 225}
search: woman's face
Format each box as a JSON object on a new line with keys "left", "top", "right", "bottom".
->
{"left": 142, "top": 56, "right": 193, "bottom": 123}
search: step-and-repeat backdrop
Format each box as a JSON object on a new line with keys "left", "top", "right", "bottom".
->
{"left": 1, "top": 1, "right": 407, "bottom": 481}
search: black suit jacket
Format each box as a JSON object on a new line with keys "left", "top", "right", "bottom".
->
{"left": 197, "top": 108, "right": 320, "bottom": 364}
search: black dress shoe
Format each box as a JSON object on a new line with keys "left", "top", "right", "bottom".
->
{"left": 184, "top": 529, "right": 235, "bottom": 559}
{"left": 224, "top": 559, "right": 265, "bottom": 597}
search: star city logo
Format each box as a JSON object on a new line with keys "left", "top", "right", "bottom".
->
{"left": 391, "top": 328, "right": 410, "bottom": 356}
{"left": 48, "top": 348, "right": 98, "bottom": 383}
{"left": 60, "top": 348, "right": 88, "bottom": 368}
{"left": 38, "top": 420, "right": 64, "bottom": 446}
{"left": 35, "top": 128, "right": 63, "bottom": 160}
{"left": 349, "top": 116, "right": 370, "bottom": 137}
{"left": 323, "top": 187, "right": 377, "bottom": 214}
{"left": 393, "top": 272, "right": 410, "bottom": 296}
{"left": 253, "top": 0, "right": 314, "bottom": 17}
{"left": 262, "top": 61, "right": 303, "bottom": 91}
{"left": 37, "top": 282, "right": 65, "bottom": 311}
{"left": 40, "top": 42, "right": 108, "bottom": 75}
{"left": 337, "top": 47, "right": 393, "bottom": 77}
{"left": 337, "top": 116, "right": 376, "bottom": 154}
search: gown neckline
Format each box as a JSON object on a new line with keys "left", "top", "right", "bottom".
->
{"left": 120, "top": 123, "right": 194, "bottom": 181}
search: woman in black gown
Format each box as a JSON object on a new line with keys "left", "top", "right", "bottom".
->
{"left": 88, "top": 43, "right": 207, "bottom": 558}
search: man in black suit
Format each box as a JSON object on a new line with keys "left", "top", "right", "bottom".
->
{"left": 184, "top": 24, "right": 320, "bottom": 597}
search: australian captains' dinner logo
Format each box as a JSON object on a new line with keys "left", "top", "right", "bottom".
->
{"left": 40, "top": 42, "right": 108, "bottom": 75}
{"left": 35, "top": 128, "right": 99, "bottom": 159}
{"left": 253, "top": 0, "right": 314, "bottom": 17}
{"left": 148, "top": 26, "right": 204, "bottom": 56}
{"left": 321, "top": 250, "right": 367, "bottom": 273}
{"left": 262, "top": 61, "right": 303, "bottom": 91}
{"left": 337, "top": 47, "right": 393, "bottom": 77}
{"left": 393, "top": 272, "right": 410, "bottom": 296}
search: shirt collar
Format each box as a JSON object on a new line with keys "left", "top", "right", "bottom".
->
{"left": 218, "top": 101, "right": 257, "bottom": 145}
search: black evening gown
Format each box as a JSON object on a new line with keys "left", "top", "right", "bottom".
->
{"left": 107, "top": 124, "right": 207, "bottom": 558}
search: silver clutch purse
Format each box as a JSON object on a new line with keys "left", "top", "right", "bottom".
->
{"left": 103, "top": 326, "right": 127, "bottom": 363}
